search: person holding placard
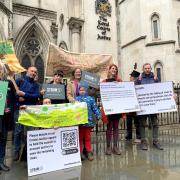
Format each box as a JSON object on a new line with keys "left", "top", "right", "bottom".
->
{"left": 41, "top": 70, "right": 68, "bottom": 104}
{"left": 0, "top": 65, "right": 16, "bottom": 172}
{"left": 136, "top": 63, "right": 163, "bottom": 150}
{"left": 13, "top": 67, "right": 40, "bottom": 161}
{"left": 102, "top": 64, "right": 126, "bottom": 155}
{"left": 67, "top": 68, "right": 82, "bottom": 103}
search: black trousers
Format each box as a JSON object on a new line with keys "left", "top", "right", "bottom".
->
{"left": 126, "top": 115, "right": 141, "bottom": 139}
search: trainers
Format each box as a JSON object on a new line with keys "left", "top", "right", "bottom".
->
{"left": 87, "top": 152, "right": 94, "bottom": 161}
{"left": 112, "top": 146, "right": 121, "bottom": 155}
{"left": 13, "top": 151, "right": 20, "bottom": 161}
{"left": 105, "top": 147, "right": 112, "bottom": 155}
{"left": 0, "top": 163, "right": 10, "bottom": 171}
{"left": 141, "top": 140, "right": 148, "bottom": 150}
{"left": 81, "top": 153, "right": 86, "bottom": 161}
{"left": 153, "top": 140, "right": 163, "bottom": 150}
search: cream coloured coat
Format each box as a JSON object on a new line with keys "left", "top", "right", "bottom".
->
{"left": 66, "top": 80, "right": 77, "bottom": 103}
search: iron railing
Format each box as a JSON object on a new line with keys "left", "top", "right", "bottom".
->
{"left": 93, "top": 83, "right": 180, "bottom": 133}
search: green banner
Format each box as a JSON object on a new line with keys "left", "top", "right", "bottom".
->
{"left": 0, "top": 81, "right": 8, "bottom": 115}
{"left": 18, "top": 102, "right": 88, "bottom": 128}
{"left": 0, "top": 41, "right": 14, "bottom": 54}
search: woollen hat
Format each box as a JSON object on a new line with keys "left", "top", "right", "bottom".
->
{"left": 130, "top": 70, "right": 140, "bottom": 78}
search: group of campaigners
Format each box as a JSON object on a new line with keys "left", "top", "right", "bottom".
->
{"left": 0, "top": 62, "right": 164, "bottom": 173}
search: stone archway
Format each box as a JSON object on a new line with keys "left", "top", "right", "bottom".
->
{"left": 59, "top": 41, "right": 68, "bottom": 50}
{"left": 14, "top": 16, "right": 50, "bottom": 83}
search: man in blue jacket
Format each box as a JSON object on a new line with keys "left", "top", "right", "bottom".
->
{"left": 136, "top": 63, "right": 163, "bottom": 150}
{"left": 13, "top": 66, "right": 40, "bottom": 161}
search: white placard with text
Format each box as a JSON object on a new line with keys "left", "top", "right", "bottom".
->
{"left": 100, "top": 82, "right": 140, "bottom": 115}
{"left": 136, "top": 82, "right": 177, "bottom": 115}
{"left": 27, "top": 127, "right": 81, "bottom": 176}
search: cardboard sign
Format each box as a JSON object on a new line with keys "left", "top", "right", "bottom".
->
{"left": 43, "top": 84, "right": 65, "bottom": 100}
{"left": 0, "top": 81, "right": 8, "bottom": 115}
{"left": 28, "top": 166, "right": 81, "bottom": 180}
{"left": 100, "top": 82, "right": 140, "bottom": 115}
{"left": 136, "top": 82, "right": 177, "bottom": 115}
{"left": 27, "top": 127, "right": 81, "bottom": 176}
{"left": 80, "top": 71, "right": 100, "bottom": 89}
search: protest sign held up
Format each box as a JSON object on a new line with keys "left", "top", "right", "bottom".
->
{"left": 18, "top": 102, "right": 88, "bottom": 128}
{"left": 100, "top": 82, "right": 140, "bottom": 115}
{"left": 80, "top": 71, "right": 100, "bottom": 89}
{"left": 46, "top": 43, "right": 113, "bottom": 78}
{"left": 0, "top": 81, "right": 8, "bottom": 115}
{"left": 136, "top": 82, "right": 177, "bottom": 115}
{"left": 43, "top": 84, "right": 66, "bottom": 100}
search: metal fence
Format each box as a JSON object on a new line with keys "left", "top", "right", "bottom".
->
{"left": 93, "top": 83, "right": 180, "bottom": 133}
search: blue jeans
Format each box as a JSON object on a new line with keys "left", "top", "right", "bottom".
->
{"left": 0, "top": 116, "right": 8, "bottom": 164}
{"left": 13, "top": 110, "right": 23, "bottom": 153}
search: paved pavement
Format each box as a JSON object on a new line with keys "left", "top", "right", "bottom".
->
{"left": 1, "top": 126, "right": 180, "bottom": 180}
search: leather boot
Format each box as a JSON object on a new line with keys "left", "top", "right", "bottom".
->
{"left": 105, "top": 147, "right": 112, "bottom": 155}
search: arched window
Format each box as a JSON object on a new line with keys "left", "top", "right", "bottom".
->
{"left": 151, "top": 13, "right": 161, "bottom": 40}
{"left": 59, "top": 41, "right": 68, "bottom": 50}
{"left": 177, "top": 19, "right": 180, "bottom": 47}
{"left": 154, "top": 62, "right": 163, "bottom": 82}
{"left": 35, "top": 56, "right": 44, "bottom": 83}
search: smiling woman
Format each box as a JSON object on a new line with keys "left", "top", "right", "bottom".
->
{"left": 67, "top": 68, "right": 82, "bottom": 103}
{"left": 102, "top": 63, "right": 125, "bottom": 156}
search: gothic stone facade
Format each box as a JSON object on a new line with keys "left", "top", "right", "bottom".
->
{"left": 1, "top": 0, "right": 180, "bottom": 82}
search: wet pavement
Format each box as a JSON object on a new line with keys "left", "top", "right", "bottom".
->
{"left": 1, "top": 125, "right": 180, "bottom": 180}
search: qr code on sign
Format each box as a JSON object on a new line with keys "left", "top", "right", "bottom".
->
{"left": 61, "top": 129, "right": 78, "bottom": 150}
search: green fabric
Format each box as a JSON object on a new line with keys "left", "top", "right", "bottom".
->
{"left": 0, "top": 42, "right": 14, "bottom": 54}
{"left": 18, "top": 102, "right": 88, "bottom": 128}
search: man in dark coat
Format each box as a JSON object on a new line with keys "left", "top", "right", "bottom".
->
{"left": 136, "top": 63, "right": 163, "bottom": 150}
{"left": 126, "top": 70, "right": 141, "bottom": 142}
{"left": 13, "top": 67, "right": 40, "bottom": 161}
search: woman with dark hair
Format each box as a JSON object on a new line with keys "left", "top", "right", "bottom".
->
{"left": 102, "top": 64, "right": 125, "bottom": 155}
{"left": 41, "top": 70, "right": 67, "bottom": 104}
{"left": 49, "top": 70, "right": 68, "bottom": 104}
{"left": 67, "top": 68, "right": 82, "bottom": 102}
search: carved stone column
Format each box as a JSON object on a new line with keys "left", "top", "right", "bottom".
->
{"left": 67, "top": 17, "right": 84, "bottom": 52}
{"left": 50, "top": 21, "right": 58, "bottom": 44}
{"left": 8, "top": 13, "right": 12, "bottom": 39}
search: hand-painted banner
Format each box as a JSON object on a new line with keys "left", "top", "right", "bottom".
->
{"left": 18, "top": 102, "right": 88, "bottom": 128}
{"left": 46, "top": 43, "right": 113, "bottom": 78}
{"left": 0, "top": 41, "right": 26, "bottom": 73}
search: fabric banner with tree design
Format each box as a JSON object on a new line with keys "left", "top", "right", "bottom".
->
{"left": 18, "top": 102, "right": 88, "bottom": 128}
{"left": 46, "top": 43, "right": 113, "bottom": 78}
